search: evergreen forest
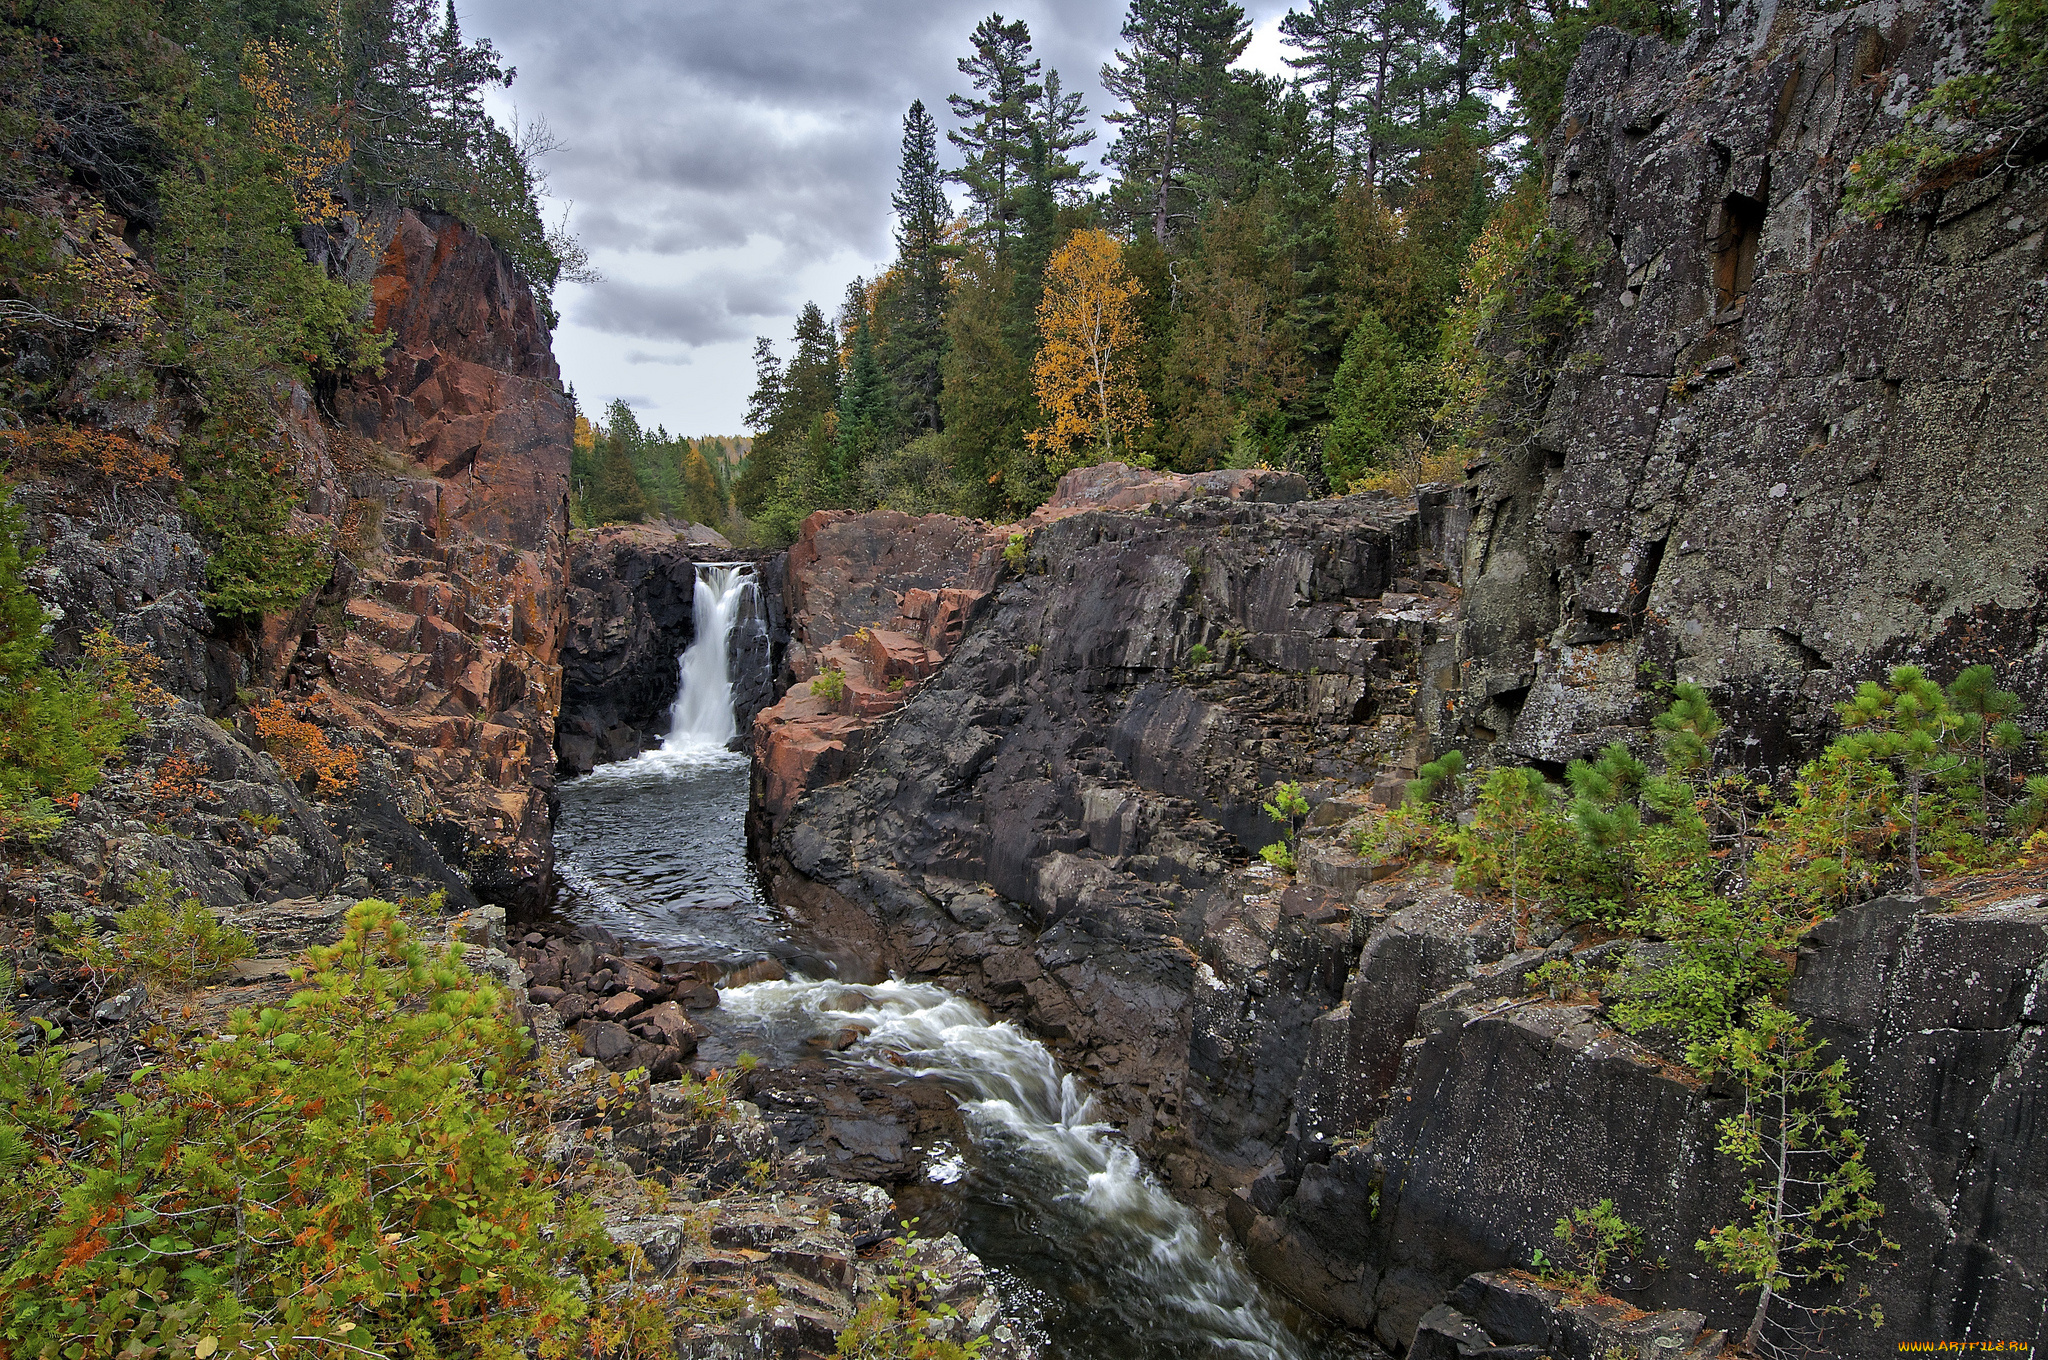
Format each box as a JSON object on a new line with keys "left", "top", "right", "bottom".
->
{"left": 612, "top": 0, "right": 1698, "bottom": 543}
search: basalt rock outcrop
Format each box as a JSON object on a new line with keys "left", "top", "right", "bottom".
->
{"left": 1455, "top": 0, "right": 2048, "bottom": 769}
{"left": 285, "top": 208, "right": 574, "bottom": 909}
{"left": 759, "top": 0, "right": 2048, "bottom": 1350}
{"left": 761, "top": 486, "right": 1464, "bottom": 1136}
{"left": 9, "top": 209, "right": 569, "bottom": 919}
{"left": 749, "top": 464, "right": 1321, "bottom": 841}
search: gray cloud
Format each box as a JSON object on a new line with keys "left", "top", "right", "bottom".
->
{"left": 576, "top": 272, "right": 794, "bottom": 344}
{"left": 624, "top": 349, "right": 693, "bottom": 366}
{"left": 460, "top": 0, "right": 1288, "bottom": 416}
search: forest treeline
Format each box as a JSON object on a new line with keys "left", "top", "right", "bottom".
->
{"left": 598, "top": 0, "right": 1695, "bottom": 543}
{"left": 567, "top": 401, "right": 747, "bottom": 530}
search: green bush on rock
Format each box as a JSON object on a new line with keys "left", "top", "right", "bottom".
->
{"left": 0, "top": 899, "right": 629, "bottom": 1359}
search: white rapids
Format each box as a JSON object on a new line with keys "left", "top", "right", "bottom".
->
{"left": 719, "top": 976, "right": 1306, "bottom": 1360}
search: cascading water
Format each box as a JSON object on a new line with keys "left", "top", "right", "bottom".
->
{"left": 717, "top": 978, "right": 1310, "bottom": 1360}
{"left": 551, "top": 563, "right": 782, "bottom": 960}
{"left": 663, "top": 563, "right": 754, "bottom": 751}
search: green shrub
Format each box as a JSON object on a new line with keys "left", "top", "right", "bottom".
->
{"left": 1452, "top": 766, "right": 1568, "bottom": 910}
{"left": 52, "top": 867, "right": 255, "bottom": 991}
{"left": 1550, "top": 1199, "right": 1645, "bottom": 1295}
{"left": 834, "top": 1226, "right": 988, "bottom": 1359}
{"left": 1002, "top": 533, "right": 1028, "bottom": 573}
{"left": 1186, "top": 642, "right": 1212, "bottom": 667}
{"left": 0, "top": 898, "right": 621, "bottom": 1357}
{"left": 1404, "top": 748, "right": 1466, "bottom": 809}
{"left": 1524, "top": 956, "right": 1602, "bottom": 1003}
{"left": 1, "top": 499, "right": 154, "bottom": 840}
{"left": 1259, "top": 841, "right": 1296, "bottom": 873}
{"left": 812, "top": 666, "right": 848, "bottom": 703}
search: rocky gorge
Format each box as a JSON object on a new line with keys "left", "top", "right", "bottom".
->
{"left": 731, "top": 0, "right": 2048, "bottom": 1354}
{"left": 4, "top": 0, "right": 2045, "bottom": 1353}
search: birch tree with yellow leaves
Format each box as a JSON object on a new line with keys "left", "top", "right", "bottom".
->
{"left": 1028, "top": 229, "right": 1150, "bottom": 474}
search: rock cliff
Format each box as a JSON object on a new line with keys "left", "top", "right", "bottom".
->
{"left": 1457, "top": 0, "right": 2048, "bottom": 767}
{"left": 10, "top": 208, "right": 574, "bottom": 919}
{"left": 307, "top": 208, "right": 574, "bottom": 908}
{"left": 755, "top": 0, "right": 2048, "bottom": 1351}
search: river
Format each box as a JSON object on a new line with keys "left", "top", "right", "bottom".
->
{"left": 552, "top": 562, "right": 1354, "bottom": 1360}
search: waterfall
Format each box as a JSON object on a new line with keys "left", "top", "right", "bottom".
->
{"left": 719, "top": 977, "right": 1306, "bottom": 1360}
{"left": 663, "top": 562, "right": 755, "bottom": 752}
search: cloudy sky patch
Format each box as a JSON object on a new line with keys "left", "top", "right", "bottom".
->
{"left": 466, "top": 0, "right": 1294, "bottom": 433}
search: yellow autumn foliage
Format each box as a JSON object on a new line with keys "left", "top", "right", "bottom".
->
{"left": 1027, "top": 229, "right": 1149, "bottom": 474}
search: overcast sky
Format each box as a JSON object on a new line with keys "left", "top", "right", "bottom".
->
{"left": 464, "top": 0, "right": 1298, "bottom": 436}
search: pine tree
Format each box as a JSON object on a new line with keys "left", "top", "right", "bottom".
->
{"left": 834, "top": 307, "right": 891, "bottom": 508}
{"left": 734, "top": 337, "right": 786, "bottom": 516}
{"left": 1278, "top": 0, "right": 1447, "bottom": 188}
{"left": 681, "top": 445, "right": 724, "bottom": 526}
{"left": 1101, "top": 0, "right": 1251, "bottom": 242}
{"left": 948, "top": 14, "right": 1043, "bottom": 250}
{"left": 1034, "top": 69, "right": 1099, "bottom": 206}
{"left": 585, "top": 412, "right": 651, "bottom": 526}
{"left": 883, "top": 100, "right": 953, "bottom": 439}
{"left": 1838, "top": 665, "right": 1974, "bottom": 892}
{"left": 1323, "top": 309, "right": 1410, "bottom": 487}
{"left": 941, "top": 245, "right": 1037, "bottom": 516}
{"left": 1281, "top": 0, "right": 1371, "bottom": 161}
{"left": 782, "top": 301, "right": 842, "bottom": 427}
{"left": 1154, "top": 191, "right": 1310, "bottom": 470}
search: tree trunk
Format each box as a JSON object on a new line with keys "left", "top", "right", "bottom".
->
{"left": 1154, "top": 108, "right": 1177, "bottom": 242}
{"left": 1744, "top": 1282, "right": 1775, "bottom": 1353}
{"left": 1907, "top": 774, "right": 1923, "bottom": 892}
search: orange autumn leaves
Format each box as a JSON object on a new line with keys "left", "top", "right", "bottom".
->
{"left": 1028, "top": 229, "right": 1150, "bottom": 474}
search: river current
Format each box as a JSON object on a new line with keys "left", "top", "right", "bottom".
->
{"left": 551, "top": 562, "right": 1353, "bottom": 1360}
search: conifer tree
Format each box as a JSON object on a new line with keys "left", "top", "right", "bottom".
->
{"left": 1034, "top": 69, "right": 1099, "bottom": 206}
{"left": 834, "top": 309, "right": 891, "bottom": 508}
{"left": 1281, "top": 0, "right": 1371, "bottom": 161}
{"left": 1102, "top": 0, "right": 1252, "bottom": 242}
{"left": 884, "top": 100, "right": 953, "bottom": 438}
{"left": 585, "top": 409, "right": 651, "bottom": 526}
{"left": 782, "top": 301, "right": 843, "bottom": 425}
{"left": 941, "top": 246, "right": 1036, "bottom": 516}
{"left": 948, "top": 14, "right": 1044, "bottom": 250}
{"left": 681, "top": 445, "right": 724, "bottom": 526}
{"left": 1838, "top": 665, "right": 1973, "bottom": 892}
{"left": 1323, "top": 310, "right": 1410, "bottom": 487}
{"left": 734, "top": 337, "right": 787, "bottom": 516}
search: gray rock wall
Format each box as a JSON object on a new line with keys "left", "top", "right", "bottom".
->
{"left": 1459, "top": 0, "right": 2048, "bottom": 771}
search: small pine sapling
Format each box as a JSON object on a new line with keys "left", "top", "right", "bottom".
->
{"left": 811, "top": 665, "right": 848, "bottom": 704}
{"left": 1694, "top": 1001, "right": 1895, "bottom": 1353}
{"left": 1260, "top": 779, "right": 1311, "bottom": 874}
{"left": 1653, "top": 682, "right": 1724, "bottom": 776}
{"left": 1456, "top": 765, "right": 1562, "bottom": 915}
{"left": 1947, "top": 663, "right": 2023, "bottom": 806}
{"left": 1551, "top": 1198, "right": 1646, "bottom": 1295}
{"left": 1837, "top": 665, "right": 1973, "bottom": 891}
{"left": 1405, "top": 748, "right": 1467, "bottom": 813}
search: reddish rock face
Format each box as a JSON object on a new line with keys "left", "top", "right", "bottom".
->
{"left": 292, "top": 209, "right": 573, "bottom": 908}
{"left": 749, "top": 463, "right": 1311, "bottom": 839}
